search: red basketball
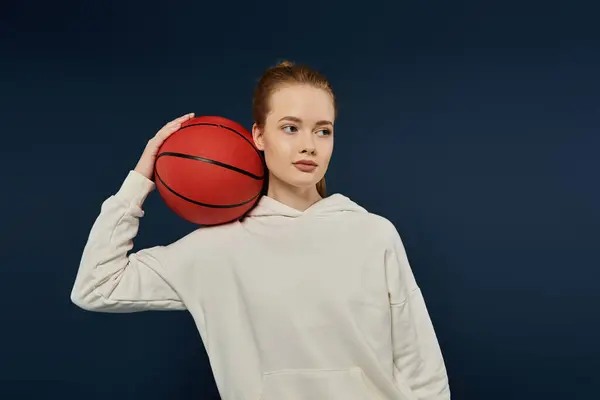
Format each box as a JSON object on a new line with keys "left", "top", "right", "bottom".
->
{"left": 154, "top": 116, "right": 265, "bottom": 226}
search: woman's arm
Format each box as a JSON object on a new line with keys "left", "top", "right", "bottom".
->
{"left": 70, "top": 170, "right": 188, "bottom": 313}
{"left": 384, "top": 224, "right": 451, "bottom": 400}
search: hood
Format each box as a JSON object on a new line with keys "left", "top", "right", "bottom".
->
{"left": 246, "top": 193, "right": 368, "bottom": 220}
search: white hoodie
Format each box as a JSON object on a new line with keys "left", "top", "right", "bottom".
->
{"left": 70, "top": 170, "right": 450, "bottom": 400}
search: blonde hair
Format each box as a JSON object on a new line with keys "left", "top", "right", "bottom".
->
{"left": 252, "top": 60, "right": 336, "bottom": 198}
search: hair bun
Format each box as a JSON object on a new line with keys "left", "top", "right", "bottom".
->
{"left": 276, "top": 60, "right": 294, "bottom": 68}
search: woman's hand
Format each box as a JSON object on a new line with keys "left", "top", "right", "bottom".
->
{"left": 134, "top": 113, "right": 195, "bottom": 180}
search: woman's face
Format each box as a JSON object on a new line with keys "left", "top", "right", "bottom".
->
{"left": 252, "top": 84, "right": 335, "bottom": 192}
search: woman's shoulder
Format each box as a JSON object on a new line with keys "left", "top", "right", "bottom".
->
{"left": 167, "top": 219, "right": 242, "bottom": 254}
{"left": 332, "top": 193, "right": 401, "bottom": 240}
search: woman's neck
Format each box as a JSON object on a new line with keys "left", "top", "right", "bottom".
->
{"left": 266, "top": 174, "right": 322, "bottom": 212}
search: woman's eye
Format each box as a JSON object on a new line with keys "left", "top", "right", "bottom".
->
{"left": 317, "top": 129, "right": 331, "bottom": 136}
{"left": 282, "top": 125, "right": 297, "bottom": 134}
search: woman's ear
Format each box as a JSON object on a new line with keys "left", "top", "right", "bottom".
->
{"left": 252, "top": 123, "right": 265, "bottom": 151}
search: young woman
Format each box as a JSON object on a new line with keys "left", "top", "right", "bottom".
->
{"left": 70, "top": 61, "right": 451, "bottom": 400}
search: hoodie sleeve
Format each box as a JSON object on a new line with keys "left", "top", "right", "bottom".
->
{"left": 384, "top": 226, "right": 451, "bottom": 400}
{"left": 70, "top": 170, "right": 187, "bottom": 313}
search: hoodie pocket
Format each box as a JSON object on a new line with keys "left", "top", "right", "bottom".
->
{"left": 259, "top": 367, "right": 372, "bottom": 400}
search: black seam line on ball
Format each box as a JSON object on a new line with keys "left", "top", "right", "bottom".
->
{"left": 156, "top": 152, "right": 263, "bottom": 180}
{"left": 154, "top": 168, "right": 262, "bottom": 209}
{"left": 178, "top": 122, "right": 264, "bottom": 166}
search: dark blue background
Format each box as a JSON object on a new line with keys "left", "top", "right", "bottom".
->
{"left": 1, "top": 1, "right": 599, "bottom": 399}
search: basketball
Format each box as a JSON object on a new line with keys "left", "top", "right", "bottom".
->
{"left": 154, "top": 116, "right": 265, "bottom": 226}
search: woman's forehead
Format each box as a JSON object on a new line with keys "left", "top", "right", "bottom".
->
{"left": 268, "top": 86, "right": 335, "bottom": 123}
